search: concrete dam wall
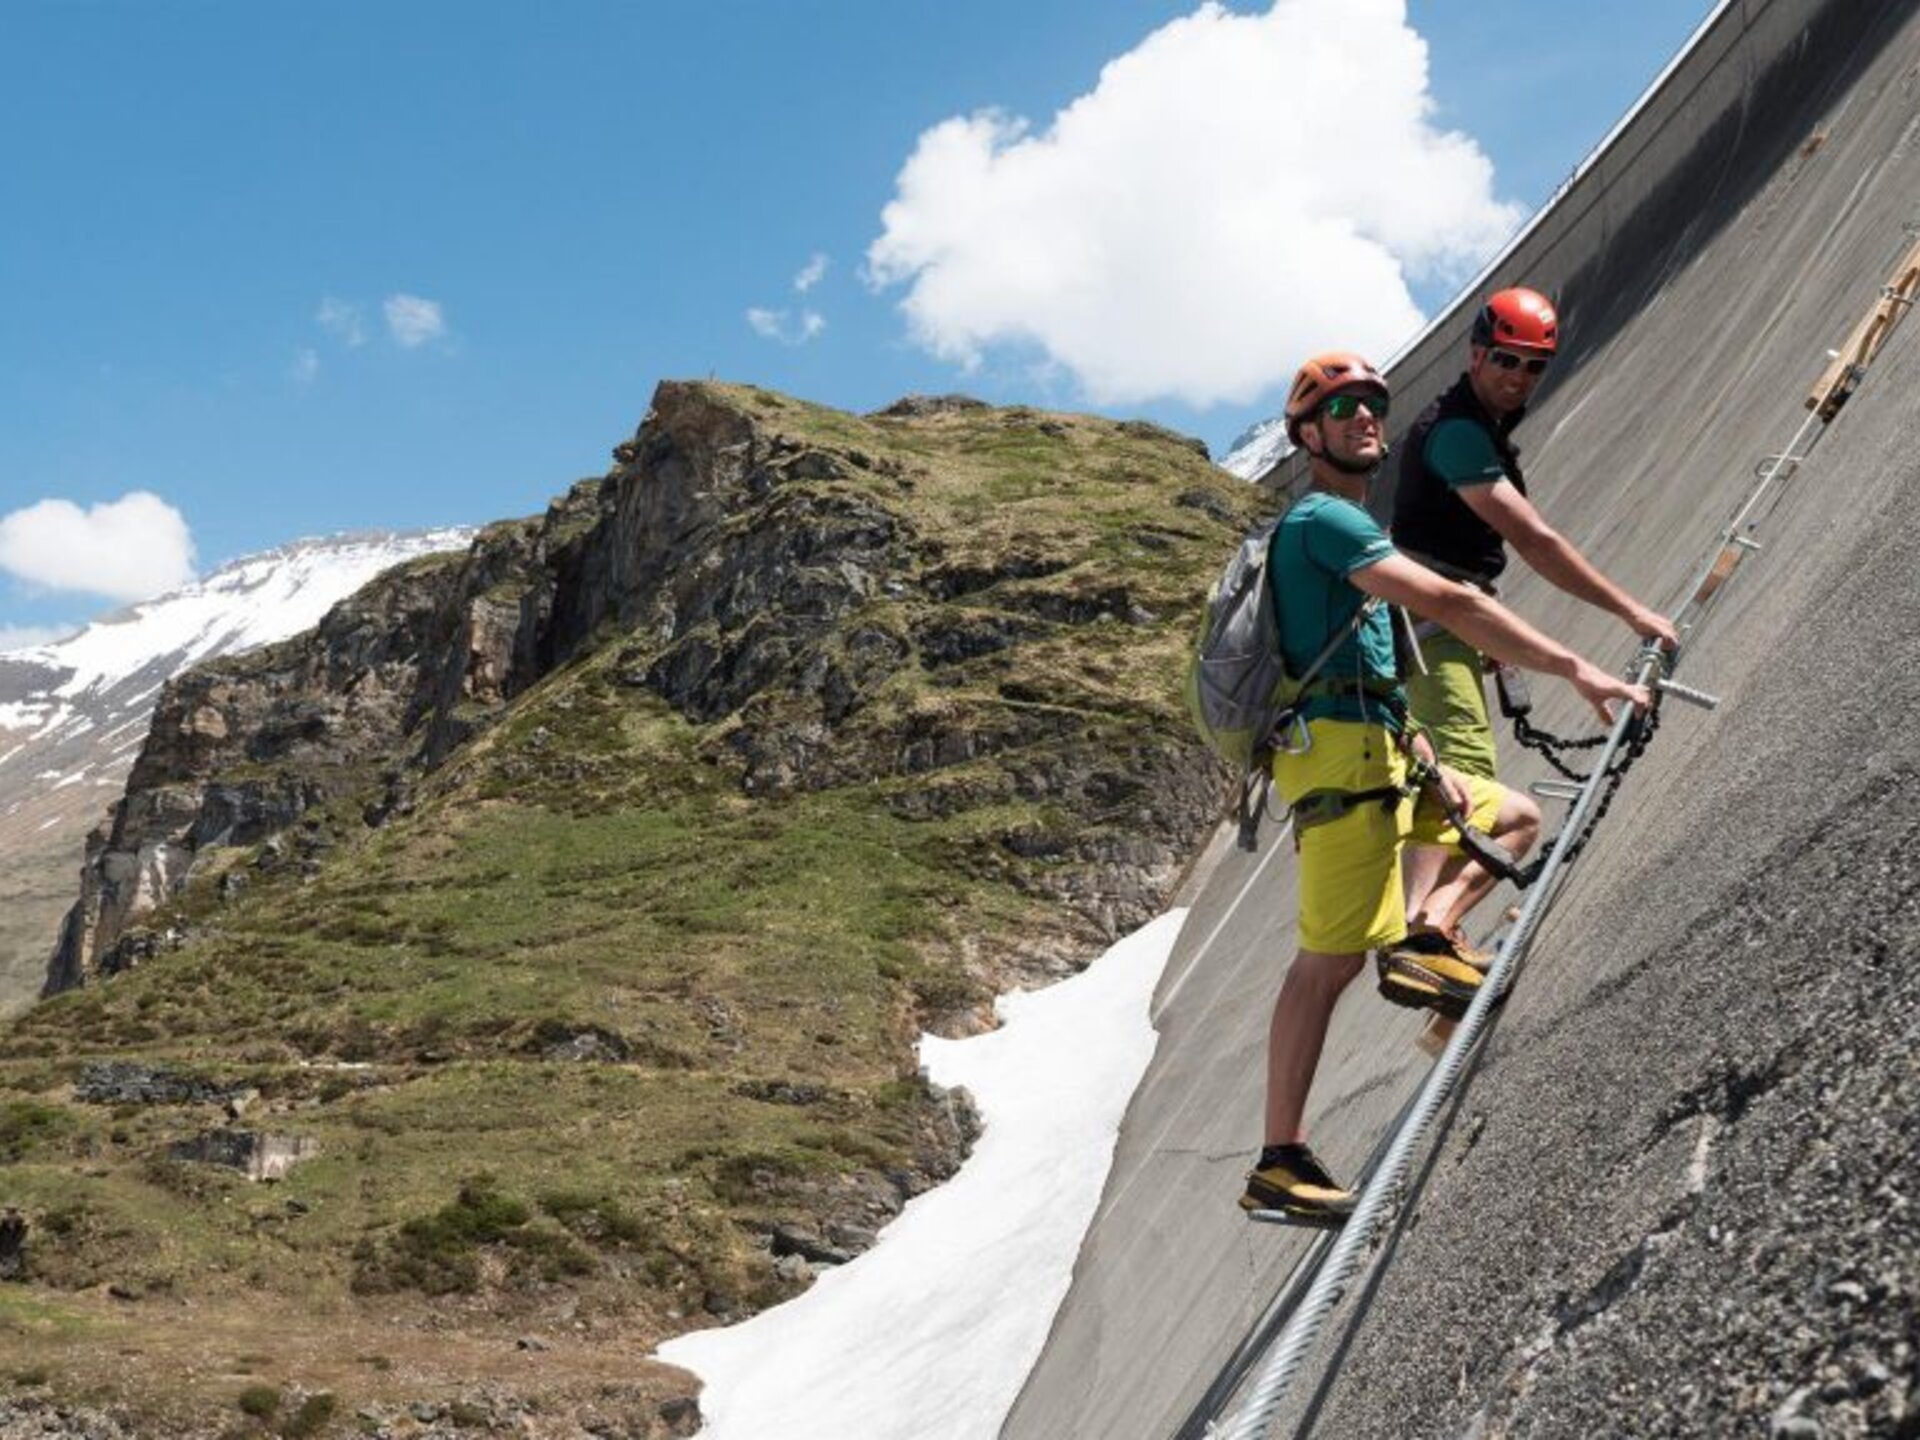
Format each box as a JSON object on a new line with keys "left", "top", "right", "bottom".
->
{"left": 1003, "top": 0, "right": 1920, "bottom": 1434}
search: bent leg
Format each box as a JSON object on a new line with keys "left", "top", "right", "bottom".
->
{"left": 1415, "top": 782, "right": 1540, "bottom": 936}
{"left": 1401, "top": 841, "right": 1451, "bottom": 919}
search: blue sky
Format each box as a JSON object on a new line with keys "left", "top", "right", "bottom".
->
{"left": 1, "top": 0, "right": 1719, "bottom": 645}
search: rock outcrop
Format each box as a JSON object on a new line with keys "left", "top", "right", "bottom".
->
{"left": 44, "top": 381, "right": 1236, "bottom": 1006}
{"left": 0, "top": 531, "right": 472, "bottom": 1016}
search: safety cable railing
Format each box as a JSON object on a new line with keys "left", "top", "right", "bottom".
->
{"left": 1197, "top": 220, "right": 1920, "bottom": 1439}
{"left": 1168, "top": 1085, "right": 1424, "bottom": 1440}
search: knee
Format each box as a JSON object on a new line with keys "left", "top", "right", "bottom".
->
{"left": 1289, "top": 949, "right": 1366, "bottom": 998}
{"left": 1499, "top": 793, "right": 1542, "bottom": 854}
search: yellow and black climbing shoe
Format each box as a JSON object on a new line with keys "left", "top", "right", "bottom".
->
{"left": 1401, "top": 920, "right": 1493, "bottom": 971}
{"left": 1434, "top": 922, "right": 1492, "bottom": 972}
{"left": 1240, "top": 1143, "right": 1356, "bottom": 1227}
{"left": 1377, "top": 927, "right": 1486, "bottom": 1021}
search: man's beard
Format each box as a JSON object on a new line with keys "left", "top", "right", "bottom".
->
{"left": 1324, "top": 440, "right": 1388, "bottom": 475}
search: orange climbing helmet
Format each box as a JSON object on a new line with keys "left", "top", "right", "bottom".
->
{"left": 1284, "top": 352, "right": 1389, "bottom": 443}
{"left": 1472, "top": 287, "right": 1559, "bottom": 353}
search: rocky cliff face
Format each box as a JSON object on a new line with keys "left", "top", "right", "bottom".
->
{"left": 46, "top": 381, "right": 1233, "bottom": 1011}
{"left": 0, "top": 530, "right": 472, "bottom": 1015}
{"left": 40, "top": 541, "right": 473, "bottom": 993}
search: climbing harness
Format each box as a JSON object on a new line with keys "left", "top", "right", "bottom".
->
{"left": 1285, "top": 784, "right": 1402, "bottom": 834}
{"left": 1241, "top": 666, "right": 1404, "bottom": 852}
{"left": 1281, "top": 729, "right": 1520, "bottom": 893}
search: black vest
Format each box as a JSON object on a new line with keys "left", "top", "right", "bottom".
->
{"left": 1391, "top": 375, "right": 1526, "bottom": 583}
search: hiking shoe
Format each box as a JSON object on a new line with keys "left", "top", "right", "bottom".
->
{"left": 1240, "top": 1143, "right": 1356, "bottom": 1225}
{"left": 1404, "top": 920, "right": 1492, "bottom": 971}
{"left": 1377, "top": 928, "right": 1485, "bottom": 1021}
{"left": 1436, "top": 923, "right": 1492, "bottom": 972}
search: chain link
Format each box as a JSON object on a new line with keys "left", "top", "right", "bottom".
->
{"left": 1511, "top": 712, "right": 1614, "bottom": 780}
{"left": 1513, "top": 702, "right": 1662, "bottom": 885}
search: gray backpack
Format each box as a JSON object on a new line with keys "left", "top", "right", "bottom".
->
{"left": 1183, "top": 507, "right": 1376, "bottom": 849}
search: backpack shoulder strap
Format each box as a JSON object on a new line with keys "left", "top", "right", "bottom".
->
{"left": 1269, "top": 496, "right": 1381, "bottom": 693}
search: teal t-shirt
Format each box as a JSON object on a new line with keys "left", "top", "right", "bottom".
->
{"left": 1425, "top": 416, "right": 1509, "bottom": 490}
{"left": 1268, "top": 492, "right": 1405, "bottom": 729}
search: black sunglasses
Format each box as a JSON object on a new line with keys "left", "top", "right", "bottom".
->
{"left": 1320, "top": 392, "right": 1389, "bottom": 421}
{"left": 1486, "top": 348, "right": 1551, "bottom": 375}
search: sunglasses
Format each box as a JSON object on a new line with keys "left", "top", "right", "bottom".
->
{"left": 1486, "top": 348, "right": 1551, "bottom": 375}
{"left": 1320, "top": 392, "right": 1389, "bottom": 421}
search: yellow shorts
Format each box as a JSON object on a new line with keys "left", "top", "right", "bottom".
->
{"left": 1272, "top": 719, "right": 1506, "bottom": 954}
{"left": 1405, "top": 628, "right": 1498, "bottom": 782}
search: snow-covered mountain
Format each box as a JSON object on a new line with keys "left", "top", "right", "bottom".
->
{"left": 0, "top": 528, "right": 474, "bottom": 1013}
{"left": 1219, "top": 414, "right": 1290, "bottom": 481}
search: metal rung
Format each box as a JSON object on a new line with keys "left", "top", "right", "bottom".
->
{"left": 1529, "top": 780, "right": 1584, "bottom": 801}
{"left": 1656, "top": 677, "right": 1720, "bottom": 710}
{"left": 1733, "top": 536, "right": 1763, "bottom": 551}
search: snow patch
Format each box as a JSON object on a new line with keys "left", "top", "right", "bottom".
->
{"left": 658, "top": 908, "right": 1187, "bottom": 1440}
{"left": 4, "top": 529, "right": 471, "bottom": 713}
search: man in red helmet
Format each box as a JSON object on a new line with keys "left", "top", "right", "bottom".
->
{"left": 1389, "top": 286, "right": 1678, "bottom": 973}
{"left": 1242, "top": 351, "right": 1647, "bottom": 1223}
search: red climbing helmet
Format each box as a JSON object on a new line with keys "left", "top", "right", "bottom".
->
{"left": 1284, "top": 352, "right": 1389, "bottom": 443}
{"left": 1471, "top": 287, "right": 1559, "bottom": 354}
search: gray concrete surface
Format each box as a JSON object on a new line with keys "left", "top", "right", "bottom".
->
{"left": 1002, "top": 0, "right": 1920, "bottom": 1434}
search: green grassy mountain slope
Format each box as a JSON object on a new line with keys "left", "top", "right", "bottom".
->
{"left": 0, "top": 382, "right": 1256, "bottom": 1435}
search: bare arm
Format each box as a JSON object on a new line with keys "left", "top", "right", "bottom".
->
{"left": 1460, "top": 479, "right": 1678, "bottom": 649}
{"left": 1352, "top": 552, "right": 1649, "bottom": 725}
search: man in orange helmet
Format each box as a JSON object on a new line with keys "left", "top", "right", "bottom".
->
{"left": 1389, "top": 287, "right": 1679, "bottom": 975}
{"left": 1242, "top": 351, "right": 1647, "bottom": 1223}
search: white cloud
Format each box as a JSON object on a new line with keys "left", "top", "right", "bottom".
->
{"left": 291, "top": 348, "right": 320, "bottom": 385}
{"left": 746, "top": 307, "right": 826, "bottom": 346}
{"left": 746, "top": 256, "right": 832, "bottom": 343}
{"left": 866, "top": 0, "right": 1523, "bottom": 408}
{"left": 314, "top": 294, "right": 448, "bottom": 356}
{"left": 794, "top": 252, "right": 830, "bottom": 293}
{"left": 384, "top": 294, "right": 445, "bottom": 348}
{"left": 316, "top": 297, "right": 367, "bottom": 348}
{"left": 0, "top": 493, "right": 197, "bottom": 603}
